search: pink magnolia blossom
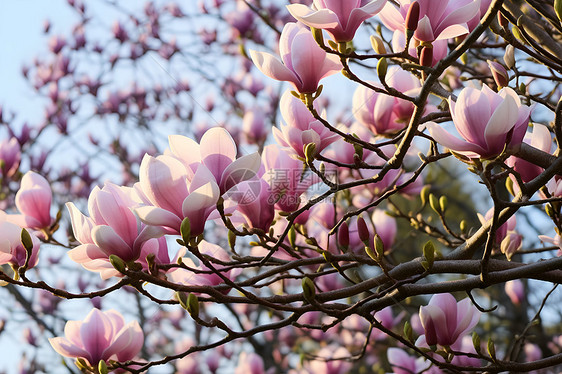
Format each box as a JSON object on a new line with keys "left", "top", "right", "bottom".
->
{"left": 391, "top": 29, "right": 448, "bottom": 66}
{"left": 387, "top": 348, "right": 431, "bottom": 374}
{"left": 478, "top": 208, "right": 521, "bottom": 260}
{"left": 167, "top": 127, "right": 261, "bottom": 194}
{"left": 273, "top": 90, "right": 339, "bottom": 159}
{"left": 506, "top": 124, "right": 552, "bottom": 183}
{"left": 6, "top": 171, "right": 52, "bottom": 230}
{"left": 286, "top": 0, "right": 387, "bottom": 42}
{"left": 49, "top": 308, "right": 143, "bottom": 368}
{"left": 227, "top": 177, "right": 276, "bottom": 232}
{"left": 352, "top": 66, "right": 429, "bottom": 136}
{"left": 505, "top": 279, "right": 524, "bottom": 305}
{"left": 0, "top": 137, "right": 21, "bottom": 178}
{"left": 419, "top": 293, "right": 480, "bottom": 346}
{"left": 250, "top": 22, "right": 341, "bottom": 94}
{"left": 234, "top": 352, "right": 266, "bottom": 374}
{"left": 0, "top": 217, "right": 40, "bottom": 269}
{"left": 538, "top": 233, "right": 562, "bottom": 256}
{"left": 372, "top": 209, "right": 397, "bottom": 252}
{"left": 306, "top": 346, "right": 353, "bottom": 374}
{"left": 67, "top": 183, "right": 169, "bottom": 279}
{"left": 379, "top": 0, "right": 481, "bottom": 43}
{"left": 426, "top": 85, "right": 532, "bottom": 159}
{"left": 262, "top": 145, "right": 318, "bottom": 212}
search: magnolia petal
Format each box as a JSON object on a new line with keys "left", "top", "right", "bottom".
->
{"left": 286, "top": 5, "right": 339, "bottom": 29}
{"left": 221, "top": 152, "right": 261, "bottom": 193}
{"left": 426, "top": 122, "right": 486, "bottom": 157}
{"left": 135, "top": 205, "right": 182, "bottom": 231}
{"left": 250, "top": 50, "right": 300, "bottom": 87}
{"left": 92, "top": 225, "right": 136, "bottom": 261}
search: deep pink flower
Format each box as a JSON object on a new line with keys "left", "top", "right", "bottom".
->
{"left": 250, "top": 22, "right": 341, "bottom": 94}
{"left": 6, "top": 171, "right": 52, "bottom": 230}
{"left": 49, "top": 308, "right": 143, "bottom": 368}
{"left": 426, "top": 85, "right": 532, "bottom": 158}
{"left": 273, "top": 90, "right": 339, "bottom": 158}
{"left": 379, "top": 0, "right": 481, "bottom": 43}
{"left": 286, "top": 0, "right": 387, "bottom": 42}
{"left": 419, "top": 293, "right": 480, "bottom": 346}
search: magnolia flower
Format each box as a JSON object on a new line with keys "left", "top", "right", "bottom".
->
{"left": 49, "top": 308, "right": 143, "bottom": 369}
{"left": 262, "top": 144, "right": 318, "bottom": 212}
{"left": 0, "top": 217, "right": 40, "bottom": 269}
{"left": 478, "top": 208, "right": 521, "bottom": 260}
{"left": 506, "top": 124, "right": 552, "bottom": 183}
{"left": 5, "top": 171, "right": 52, "bottom": 230}
{"left": 426, "top": 85, "right": 532, "bottom": 159}
{"left": 505, "top": 279, "right": 524, "bottom": 305}
{"left": 419, "top": 293, "right": 480, "bottom": 346}
{"left": 306, "top": 346, "right": 353, "bottom": 374}
{"left": 286, "top": 0, "right": 387, "bottom": 42}
{"left": 273, "top": 90, "right": 339, "bottom": 159}
{"left": 250, "top": 22, "right": 341, "bottom": 93}
{"left": 167, "top": 127, "right": 261, "bottom": 195}
{"left": 387, "top": 348, "right": 431, "bottom": 374}
{"left": 352, "top": 66, "right": 428, "bottom": 136}
{"left": 538, "top": 233, "right": 562, "bottom": 256}
{"left": 227, "top": 177, "right": 275, "bottom": 232}
{"left": 234, "top": 352, "right": 266, "bottom": 374}
{"left": 379, "top": 0, "right": 481, "bottom": 43}
{"left": 0, "top": 137, "right": 21, "bottom": 178}
{"left": 67, "top": 183, "right": 169, "bottom": 279}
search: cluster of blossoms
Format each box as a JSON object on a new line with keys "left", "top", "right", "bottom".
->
{"left": 3, "top": 0, "right": 562, "bottom": 372}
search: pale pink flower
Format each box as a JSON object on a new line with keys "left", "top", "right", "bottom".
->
{"left": 242, "top": 108, "right": 269, "bottom": 145}
{"left": 306, "top": 346, "right": 352, "bottom": 374}
{"left": 538, "top": 233, "right": 562, "bottom": 256}
{"left": 372, "top": 209, "right": 397, "bottom": 252}
{"left": 6, "top": 171, "right": 52, "bottom": 230}
{"left": 0, "top": 137, "right": 21, "bottom": 178}
{"left": 227, "top": 177, "right": 275, "bottom": 232}
{"left": 234, "top": 352, "right": 265, "bottom": 374}
{"left": 352, "top": 66, "right": 427, "bottom": 136}
{"left": 0, "top": 217, "right": 40, "bottom": 269}
{"left": 49, "top": 308, "right": 143, "bottom": 368}
{"left": 273, "top": 90, "right": 339, "bottom": 159}
{"left": 167, "top": 127, "right": 261, "bottom": 194}
{"left": 250, "top": 22, "right": 341, "bottom": 93}
{"left": 478, "top": 208, "right": 521, "bottom": 260}
{"left": 262, "top": 145, "right": 318, "bottom": 212}
{"left": 387, "top": 347, "right": 431, "bottom": 374}
{"left": 426, "top": 85, "right": 532, "bottom": 159}
{"left": 67, "top": 183, "right": 168, "bottom": 279}
{"left": 419, "top": 293, "right": 480, "bottom": 346}
{"left": 506, "top": 124, "right": 552, "bottom": 183}
{"left": 379, "top": 0, "right": 481, "bottom": 43}
{"left": 286, "top": 0, "right": 387, "bottom": 42}
{"left": 505, "top": 279, "right": 524, "bottom": 305}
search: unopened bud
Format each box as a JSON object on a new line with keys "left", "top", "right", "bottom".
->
{"left": 497, "top": 11, "right": 509, "bottom": 28}
{"left": 420, "top": 45, "right": 433, "bottom": 67}
{"left": 311, "top": 27, "right": 325, "bottom": 48}
{"left": 439, "top": 196, "right": 448, "bottom": 213}
{"left": 365, "top": 245, "right": 377, "bottom": 262}
{"left": 187, "top": 293, "right": 199, "bottom": 319}
{"left": 288, "top": 225, "right": 297, "bottom": 248}
{"left": 377, "top": 57, "right": 388, "bottom": 82}
{"left": 420, "top": 185, "right": 431, "bottom": 206}
{"left": 357, "top": 216, "right": 370, "bottom": 244}
{"left": 228, "top": 230, "right": 236, "bottom": 250}
{"left": 460, "top": 220, "right": 467, "bottom": 233}
{"left": 370, "top": 35, "right": 386, "bottom": 54}
{"left": 487, "top": 338, "right": 497, "bottom": 360}
{"left": 546, "top": 203, "right": 556, "bottom": 219}
{"left": 511, "top": 24, "right": 526, "bottom": 44}
{"left": 302, "top": 277, "right": 316, "bottom": 303}
{"left": 487, "top": 60, "right": 509, "bottom": 88}
{"left": 504, "top": 44, "right": 515, "bottom": 69}
{"left": 109, "top": 255, "right": 126, "bottom": 274}
{"left": 180, "top": 217, "right": 191, "bottom": 244}
{"left": 75, "top": 358, "right": 89, "bottom": 371}
{"left": 505, "top": 176, "right": 515, "bottom": 197}
{"left": 304, "top": 143, "right": 316, "bottom": 164}
{"left": 98, "top": 360, "right": 109, "bottom": 374}
{"left": 429, "top": 194, "right": 440, "bottom": 214}
{"left": 338, "top": 222, "right": 349, "bottom": 249}
{"left": 20, "top": 229, "right": 34, "bottom": 253}
{"left": 404, "top": 320, "right": 414, "bottom": 342}
{"left": 406, "top": 1, "right": 420, "bottom": 31}
{"left": 422, "top": 241, "right": 435, "bottom": 268}
{"left": 374, "top": 234, "right": 385, "bottom": 258}
{"left": 472, "top": 332, "right": 481, "bottom": 353}
{"left": 177, "top": 291, "right": 189, "bottom": 310}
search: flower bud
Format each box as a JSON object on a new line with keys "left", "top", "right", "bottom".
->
{"left": 420, "top": 185, "right": 431, "bottom": 206}
{"left": 187, "top": 293, "right": 199, "bottom": 319}
{"left": 302, "top": 277, "right": 316, "bottom": 303}
{"left": 420, "top": 45, "right": 433, "bottom": 67}
{"left": 422, "top": 241, "right": 435, "bottom": 268}
{"left": 487, "top": 338, "right": 497, "bottom": 360}
{"left": 109, "top": 255, "right": 126, "bottom": 274}
{"left": 487, "top": 60, "right": 509, "bottom": 88}
{"left": 304, "top": 142, "right": 316, "bottom": 164}
{"left": 497, "top": 11, "right": 509, "bottom": 28}
{"left": 357, "top": 216, "right": 370, "bottom": 244}
{"left": 370, "top": 35, "right": 386, "bottom": 54}
{"left": 377, "top": 57, "right": 388, "bottom": 82}
{"left": 180, "top": 217, "right": 191, "bottom": 244}
{"left": 374, "top": 234, "right": 385, "bottom": 259}
{"left": 439, "top": 196, "right": 448, "bottom": 213}
{"left": 338, "top": 222, "right": 349, "bottom": 249}
{"left": 404, "top": 320, "right": 414, "bottom": 342}
{"left": 429, "top": 194, "right": 440, "bottom": 214}
{"left": 555, "top": 0, "right": 562, "bottom": 25}
{"left": 98, "top": 360, "right": 109, "bottom": 374}
{"left": 406, "top": 1, "right": 420, "bottom": 32}
{"left": 504, "top": 44, "right": 515, "bottom": 69}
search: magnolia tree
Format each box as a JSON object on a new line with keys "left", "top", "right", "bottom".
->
{"left": 3, "top": 0, "right": 562, "bottom": 372}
